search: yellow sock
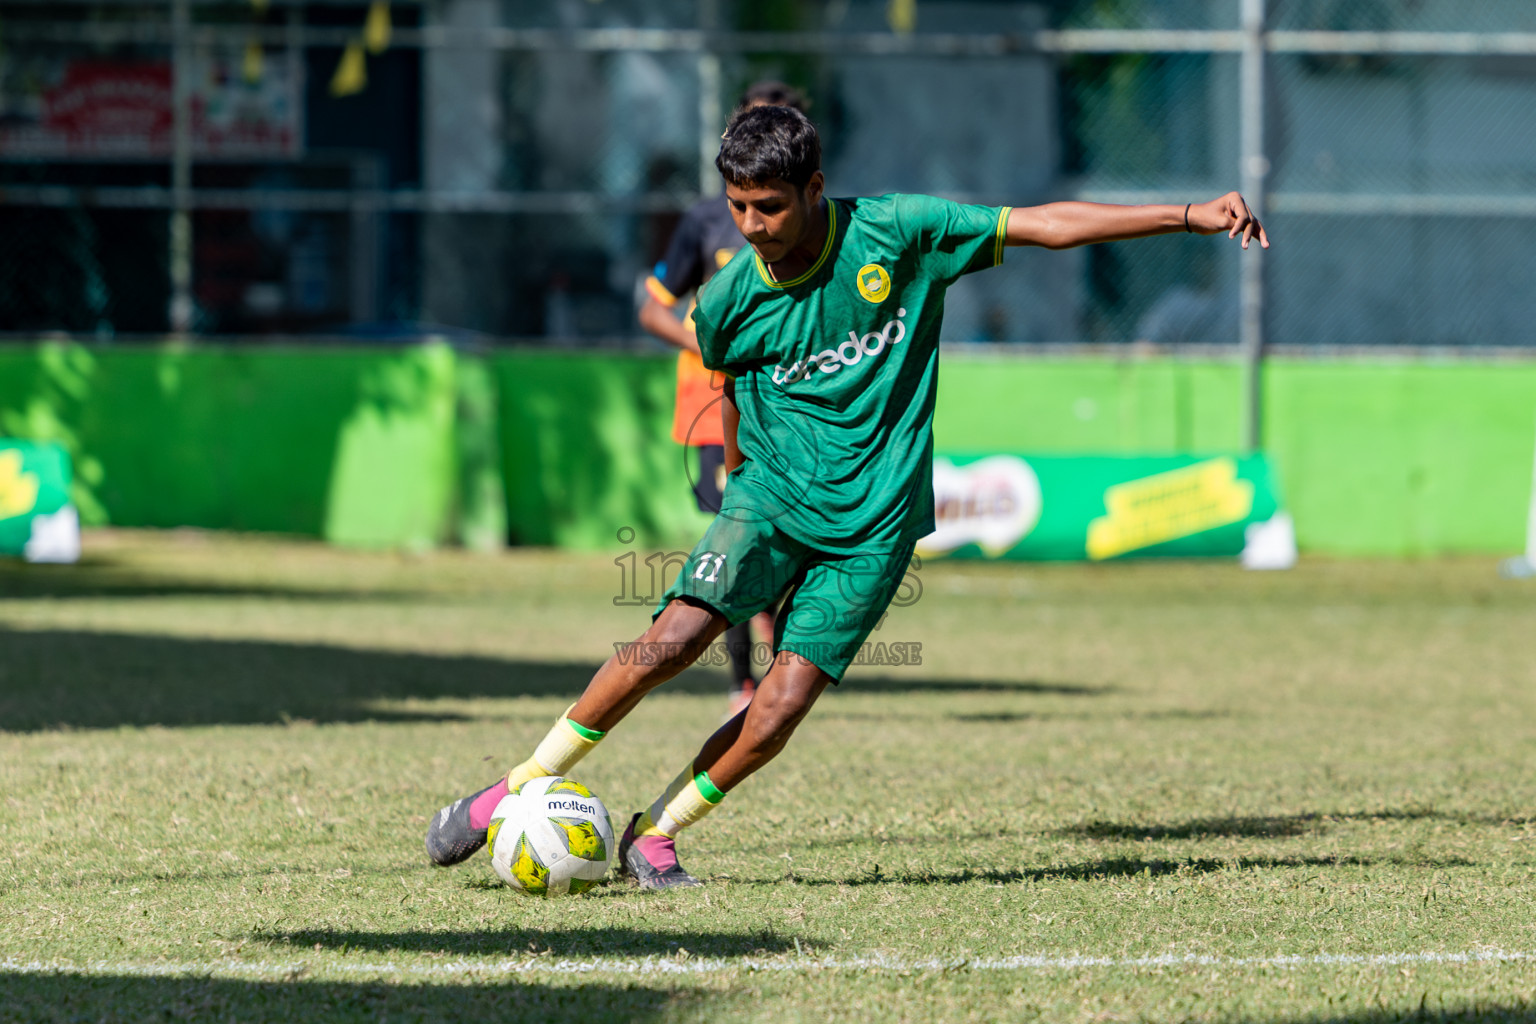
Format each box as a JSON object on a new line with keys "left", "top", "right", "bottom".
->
{"left": 636, "top": 762, "right": 725, "bottom": 838}
{"left": 506, "top": 705, "right": 605, "bottom": 790}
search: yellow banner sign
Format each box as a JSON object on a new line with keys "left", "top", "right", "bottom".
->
{"left": 0, "top": 449, "right": 40, "bottom": 520}
{"left": 1087, "top": 457, "right": 1254, "bottom": 561}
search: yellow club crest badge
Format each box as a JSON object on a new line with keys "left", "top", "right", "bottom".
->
{"left": 855, "top": 263, "right": 891, "bottom": 303}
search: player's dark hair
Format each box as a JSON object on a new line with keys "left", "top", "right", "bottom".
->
{"left": 738, "top": 79, "right": 807, "bottom": 112}
{"left": 716, "top": 105, "right": 821, "bottom": 191}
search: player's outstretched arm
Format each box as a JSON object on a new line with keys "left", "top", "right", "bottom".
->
{"left": 1005, "top": 192, "right": 1269, "bottom": 251}
{"left": 638, "top": 294, "right": 703, "bottom": 355}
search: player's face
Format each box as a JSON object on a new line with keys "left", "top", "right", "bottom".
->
{"left": 725, "top": 173, "right": 825, "bottom": 265}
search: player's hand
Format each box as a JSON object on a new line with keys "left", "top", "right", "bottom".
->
{"left": 1189, "top": 192, "right": 1269, "bottom": 250}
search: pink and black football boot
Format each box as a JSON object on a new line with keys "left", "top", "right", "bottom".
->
{"left": 424, "top": 779, "right": 506, "bottom": 866}
{"left": 617, "top": 812, "right": 703, "bottom": 890}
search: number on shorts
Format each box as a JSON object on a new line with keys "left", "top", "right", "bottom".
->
{"left": 693, "top": 552, "right": 726, "bottom": 582}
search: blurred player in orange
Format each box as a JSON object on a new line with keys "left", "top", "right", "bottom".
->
{"left": 637, "top": 81, "right": 804, "bottom": 719}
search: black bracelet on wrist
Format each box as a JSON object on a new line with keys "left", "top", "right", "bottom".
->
{"left": 1184, "top": 203, "right": 1192, "bottom": 233}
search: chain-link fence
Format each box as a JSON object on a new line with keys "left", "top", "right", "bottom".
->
{"left": 2, "top": 0, "right": 1535, "bottom": 354}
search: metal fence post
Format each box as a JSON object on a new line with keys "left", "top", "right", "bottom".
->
{"left": 1239, "top": 0, "right": 1268, "bottom": 451}
{"left": 169, "top": 0, "right": 194, "bottom": 335}
{"left": 697, "top": 0, "right": 722, "bottom": 198}
{"left": 350, "top": 156, "right": 383, "bottom": 324}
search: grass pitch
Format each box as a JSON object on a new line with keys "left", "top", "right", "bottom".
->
{"left": 3, "top": 531, "right": 1536, "bottom": 1022}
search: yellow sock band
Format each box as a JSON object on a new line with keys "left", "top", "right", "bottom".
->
{"left": 507, "top": 705, "right": 604, "bottom": 790}
{"left": 639, "top": 762, "right": 725, "bottom": 838}
{"left": 637, "top": 763, "right": 694, "bottom": 836}
{"left": 657, "top": 777, "right": 722, "bottom": 836}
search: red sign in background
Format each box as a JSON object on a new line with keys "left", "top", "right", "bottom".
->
{"left": 43, "top": 62, "right": 175, "bottom": 142}
{"left": 1, "top": 58, "right": 300, "bottom": 159}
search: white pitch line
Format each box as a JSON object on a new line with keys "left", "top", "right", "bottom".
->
{"left": 2, "top": 949, "right": 1534, "bottom": 980}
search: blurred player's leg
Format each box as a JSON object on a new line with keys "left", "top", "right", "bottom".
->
{"left": 723, "top": 620, "right": 755, "bottom": 716}
{"left": 725, "top": 609, "right": 777, "bottom": 718}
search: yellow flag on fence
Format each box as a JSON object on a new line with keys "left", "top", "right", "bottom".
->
{"left": 365, "top": 2, "right": 392, "bottom": 55}
{"left": 331, "top": 41, "right": 367, "bottom": 97}
{"left": 243, "top": 40, "right": 264, "bottom": 84}
{"left": 888, "top": 0, "right": 916, "bottom": 34}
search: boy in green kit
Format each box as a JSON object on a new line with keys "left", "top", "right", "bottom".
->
{"left": 427, "top": 104, "right": 1268, "bottom": 887}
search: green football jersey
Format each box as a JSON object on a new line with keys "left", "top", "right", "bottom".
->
{"left": 691, "top": 193, "right": 1010, "bottom": 552}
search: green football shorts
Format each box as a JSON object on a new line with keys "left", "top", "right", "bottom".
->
{"left": 655, "top": 507, "right": 917, "bottom": 682}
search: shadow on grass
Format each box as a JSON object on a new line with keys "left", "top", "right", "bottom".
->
{"left": 0, "top": 627, "right": 1076, "bottom": 732}
{"left": 949, "top": 708, "right": 1227, "bottom": 724}
{"left": 1061, "top": 815, "right": 1321, "bottom": 840}
{"left": 0, "top": 627, "right": 627, "bottom": 731}
{"left": 1057, "top": 809, "right": 1525, "bottom": 841}
{"left": 847, "top": 678, "right": 1110, "bottom": 697}
{"left": 5, "top": 972, "right": 1534, "bottom": 1024}
{"left": 264, "top": 925, "right": 798, "bottom": 959}
{"left": 765, "top": 853, "right": 1475, "bottom": 887}
{"left": 1300, "top": 1007, "right": 1536, "bottom": 1024}
{"left": 0, "top": 558, "right": 422, "bottom": 603}
{"left": 1320, "top": 1007, "right": 1536, "bottom": 1024}
{"left": 0, "top": 972, "right": 680, "bottom": 1023}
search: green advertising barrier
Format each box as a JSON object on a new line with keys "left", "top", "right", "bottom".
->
{"left": 492, "top": 350, "right": 714, "bottom": 550}
{"left": 0, "top": 341, "right": 469, "bottom": 550}
{"left": 2, "top": 344, "right": 1530, "bottom": 557}
{"left": 0, "top": 440, "right": 74, "bottom": 559}
{"left": 918, "top": 453, "right": 1283, "bottom": 561}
